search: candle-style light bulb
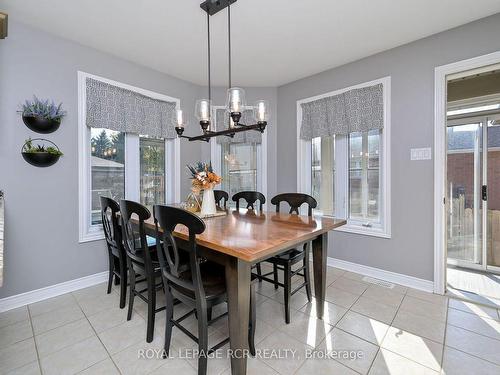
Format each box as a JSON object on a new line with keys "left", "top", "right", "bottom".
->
{"left": 226, "top": 88, "right": 246, "bottom": 114}
{"left": 176, "top": 109, "right": 184, "bottom": 128}
{"left": 254, "top": 100, "right": 269, "bottom": 123}
{"left": 195, "top": 99, "right": 211, "bottom": 122}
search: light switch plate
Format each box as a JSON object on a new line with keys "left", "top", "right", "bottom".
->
{"left": 411, "top": 147, "right": 432, "bottom": 160}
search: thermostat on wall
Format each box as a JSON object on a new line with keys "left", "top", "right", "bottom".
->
{"left": 410, "top": 147, "right": 432, "bottom": 160}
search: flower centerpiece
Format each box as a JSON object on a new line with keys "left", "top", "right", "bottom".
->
{"left": 187, "top": 162, "right": 222, "bottom": 215}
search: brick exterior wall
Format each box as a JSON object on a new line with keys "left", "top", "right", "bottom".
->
{"left": 447, "top": 150, "right": 500, "bottom": 210}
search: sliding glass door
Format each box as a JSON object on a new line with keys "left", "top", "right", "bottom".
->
{"left": 447, "top": 114, "right": 500, "bottom": 272}
{"left": 486, "top": 116, "right": 500, "bottom": 269}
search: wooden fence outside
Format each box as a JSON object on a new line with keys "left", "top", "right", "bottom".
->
{"left": 447, "top": 196, "right": 500, "bottom": 267}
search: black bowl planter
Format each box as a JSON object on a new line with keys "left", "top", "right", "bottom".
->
{"left": 22, "top": 115, "right": 61, "bottom": 134}
{"left": 21, "top": 139, "right": 62, "bottom": 168}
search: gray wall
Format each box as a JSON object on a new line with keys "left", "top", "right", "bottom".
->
{"left": 0, "top": 21, "right": 204, "bottom": 298}
{"left": 277, "top": 13, "right": 500, "bottom": 281}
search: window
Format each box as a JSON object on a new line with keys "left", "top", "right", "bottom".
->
{"left": 298, "top": 77, "right": 391, "bottom": 238}
{"left": 79, "top": 72, "right": 180, "bottom": 242}
{"left": 90, "top": 129, "right": 125, "bottom": 225}
{"left": 311, "top": 136, "right": 335, "bottom": 216}
{"left": 221, "top": 143, "right": 258, "bottom": 197}
{"left": 349, "top": 129, "right": 381, "bottom": 222}
{"left": 211, "top": 107, "right": 267, "bottom": 207}
{"left": 140, "top": 136, "right": 166, "bottom": 211}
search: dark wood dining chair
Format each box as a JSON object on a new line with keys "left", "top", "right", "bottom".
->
{"left": 231, "top": 191, "right": 266, "bottom": 280}
{"left": 260, "top": 193, "right": 317, "bottom": 323}
{"left": 119, "top": 199, "right": 165, "bottom": 343}
{"left": 153, "top": 205, "right": 257, "bottom": 375}
{"left": 232, "top": 191, "right": 266, "bottom": 211}
{"left": 214, "top": 190, "right": 229, "bottom": 209}
{"left": 100, "top": 196, "right": 128, "bottom": 309}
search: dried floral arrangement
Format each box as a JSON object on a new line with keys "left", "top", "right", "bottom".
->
{"left": 187, "top": 162, "right": 222, "bottom": 193}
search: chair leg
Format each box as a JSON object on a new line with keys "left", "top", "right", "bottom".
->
{"left": 146, "top": 276, "right": 156, "bottom": 343}
{"left": 256, "top": 263, "right": 262, "bottom": 282}
{"left": 163, "top": 286, "right": 174, "bottom": 358}
{"left": 196, "top": 303, "right": 209, "bottom": 375}
{"left": 248, "top": 283, "right": 257, "bottom": 356}
{"left": 118, "top": 256, "right": 127, "bottom": 309}
{"left": 284, "top": 264, "right": 291, "bottom": 324}
{"left": 127, "top": 268, "right": 136, "bottom": 321}
{"left": 207, "top": 307, "right": 212, "bottom": 322}
{"left": 107, "top": 253, "right": 114, "bottom": 294}
{"left": 304, "top": 244, "right": 312, "bottom": 303}
{"left": 273, "top": 263, "right": 279, "bottom": 290}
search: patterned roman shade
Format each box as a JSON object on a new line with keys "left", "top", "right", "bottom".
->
{"left": 86, "top": 78, "right": 177, "bottom": 139}
{"left": 215, "top": 108, "right": 262, "bottom": 144}
{"left": 300, "top": 83, "right": 384, "bottom": 140}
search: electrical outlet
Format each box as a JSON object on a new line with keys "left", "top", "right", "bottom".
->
{"left": 410, "top": 147, "right": 432, "bottom": 160}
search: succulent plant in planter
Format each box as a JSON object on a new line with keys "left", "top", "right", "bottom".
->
{"left": 22, "top": 138, "right": 63, "bottom": 167}
{"left": 18, "top": 96, "right": 67, "bottom": 134}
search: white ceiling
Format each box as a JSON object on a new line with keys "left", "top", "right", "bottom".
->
{"left": 2, "top": 0, "right": 500, "bottom": 87}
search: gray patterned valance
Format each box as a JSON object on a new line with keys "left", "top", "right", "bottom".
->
{"left": 86, "top": 78, "right": 177, "bottom": 139}
{"left": 300, "top": 83, "right": 384, "bottom": 140}
{"left": 215, "top": 108, "right": 262, "bottom": 144}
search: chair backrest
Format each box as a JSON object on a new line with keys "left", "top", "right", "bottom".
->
{"left": 271, "top": 193, "right": 317, "bottom": 216}
{"left": 214, "top": 190, "right": 229, "bottom": 209}
{"left": 100, "top": 196, "right": 121, "bottom": 249}
{"left": 232, "top": 191, "right": 266, "bottom": 211}
{"left": 119, "top": 200, "right": 154, "bottom": 271}
{"left": 153, "top": 205, "right": 206, "bottom": 301}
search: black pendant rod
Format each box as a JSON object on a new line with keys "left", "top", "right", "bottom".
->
{"left": 207, "top": 11, "right": 212, "bottom": 109}
{"left": 228, "top": 3, "right": 232, "bottom": 89}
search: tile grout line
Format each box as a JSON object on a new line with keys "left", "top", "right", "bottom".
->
{"left": 72, "top": 290, "right": 124, "bottom": 375}
{"left": 27, "top": 305, "right": 44, "bottom": 375}
{"left": 361, "top": 280, "right": 407, "bottom": 375}
{"left": 372, "top": 290, "right": 448, "bottom": 374}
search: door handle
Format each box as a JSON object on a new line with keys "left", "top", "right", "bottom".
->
{"left": 482, "top": 185, "right": 488, "bottom": 201}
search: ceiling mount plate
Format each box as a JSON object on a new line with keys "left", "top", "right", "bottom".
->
{"left": 200, "top": 0, "right": 237, "bottom": 16}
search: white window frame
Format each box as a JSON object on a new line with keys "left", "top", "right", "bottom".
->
{"left": 78, "top": 71, "right": 181, "bottom": 243}
{"left": 297, "top": 76, "right": 391, "bottom": 238}
{"left": 210, "top": 106, "right": 267, "bottom": 206}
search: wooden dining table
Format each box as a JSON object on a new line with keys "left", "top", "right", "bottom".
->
{"left": 143, "top": 208, "right": 346, "bottom": 375}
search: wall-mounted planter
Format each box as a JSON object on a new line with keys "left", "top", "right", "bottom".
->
{"left": 22, "top": 115, "right": 61, "bottom": 134}
{"left": 21, "top": 139, "right": 62, "bottom": 167}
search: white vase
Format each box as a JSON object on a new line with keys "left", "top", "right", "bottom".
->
{"left": 201, "top": 188, "right": 217, "bottom": 216}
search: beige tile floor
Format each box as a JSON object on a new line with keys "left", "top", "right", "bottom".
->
{"left": 1, "top": 265, "right": 500, "bottom": 375}
{"left": 447, "top": 266, "right": 500, "bottom": 308}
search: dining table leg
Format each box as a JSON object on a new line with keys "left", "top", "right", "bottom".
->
{"left": 312, "top": 233, "right": 328, "bottom": 319}
{"left": 225, "top": 256, "right": 251, "bottom": 375}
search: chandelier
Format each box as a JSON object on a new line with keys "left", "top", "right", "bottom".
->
{"left": 175, "top": 0, "right": 269, "bottom": 142}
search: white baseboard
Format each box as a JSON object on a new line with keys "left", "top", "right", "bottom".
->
{"left": 328, "top": 257, "right": 434, "bottom": 293}
{"left": 0, "top": 271, "right": 108, "bottom": 313}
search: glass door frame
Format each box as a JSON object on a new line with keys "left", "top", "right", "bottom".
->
{"left": 446, "top": 112, "right": 500, "bottom": 274}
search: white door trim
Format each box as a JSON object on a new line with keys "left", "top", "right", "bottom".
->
{"left": 434, "top": 51, "right": 500, "bottom": 295}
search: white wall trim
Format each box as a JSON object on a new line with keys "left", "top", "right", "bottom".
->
{"left": 329, "top": 257, "right": 434, "bottom": 293}
{"left": 434, "top": 51, "right": 500, "bottom": 295}
{"left": 0, "top": 272, "right": 108, "bottom": 313}
{"left": 78, "top": 71, "right": 181, "bottom": 243}
{"left": 296, "top": 76, "right": 391, "bottom": 237}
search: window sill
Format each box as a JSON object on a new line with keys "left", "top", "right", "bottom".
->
{"left": 334, "top": 224, "right": 391, "bottom": 239}
{"left": 79, "top": 227, "right": 105, "bottom": 243}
